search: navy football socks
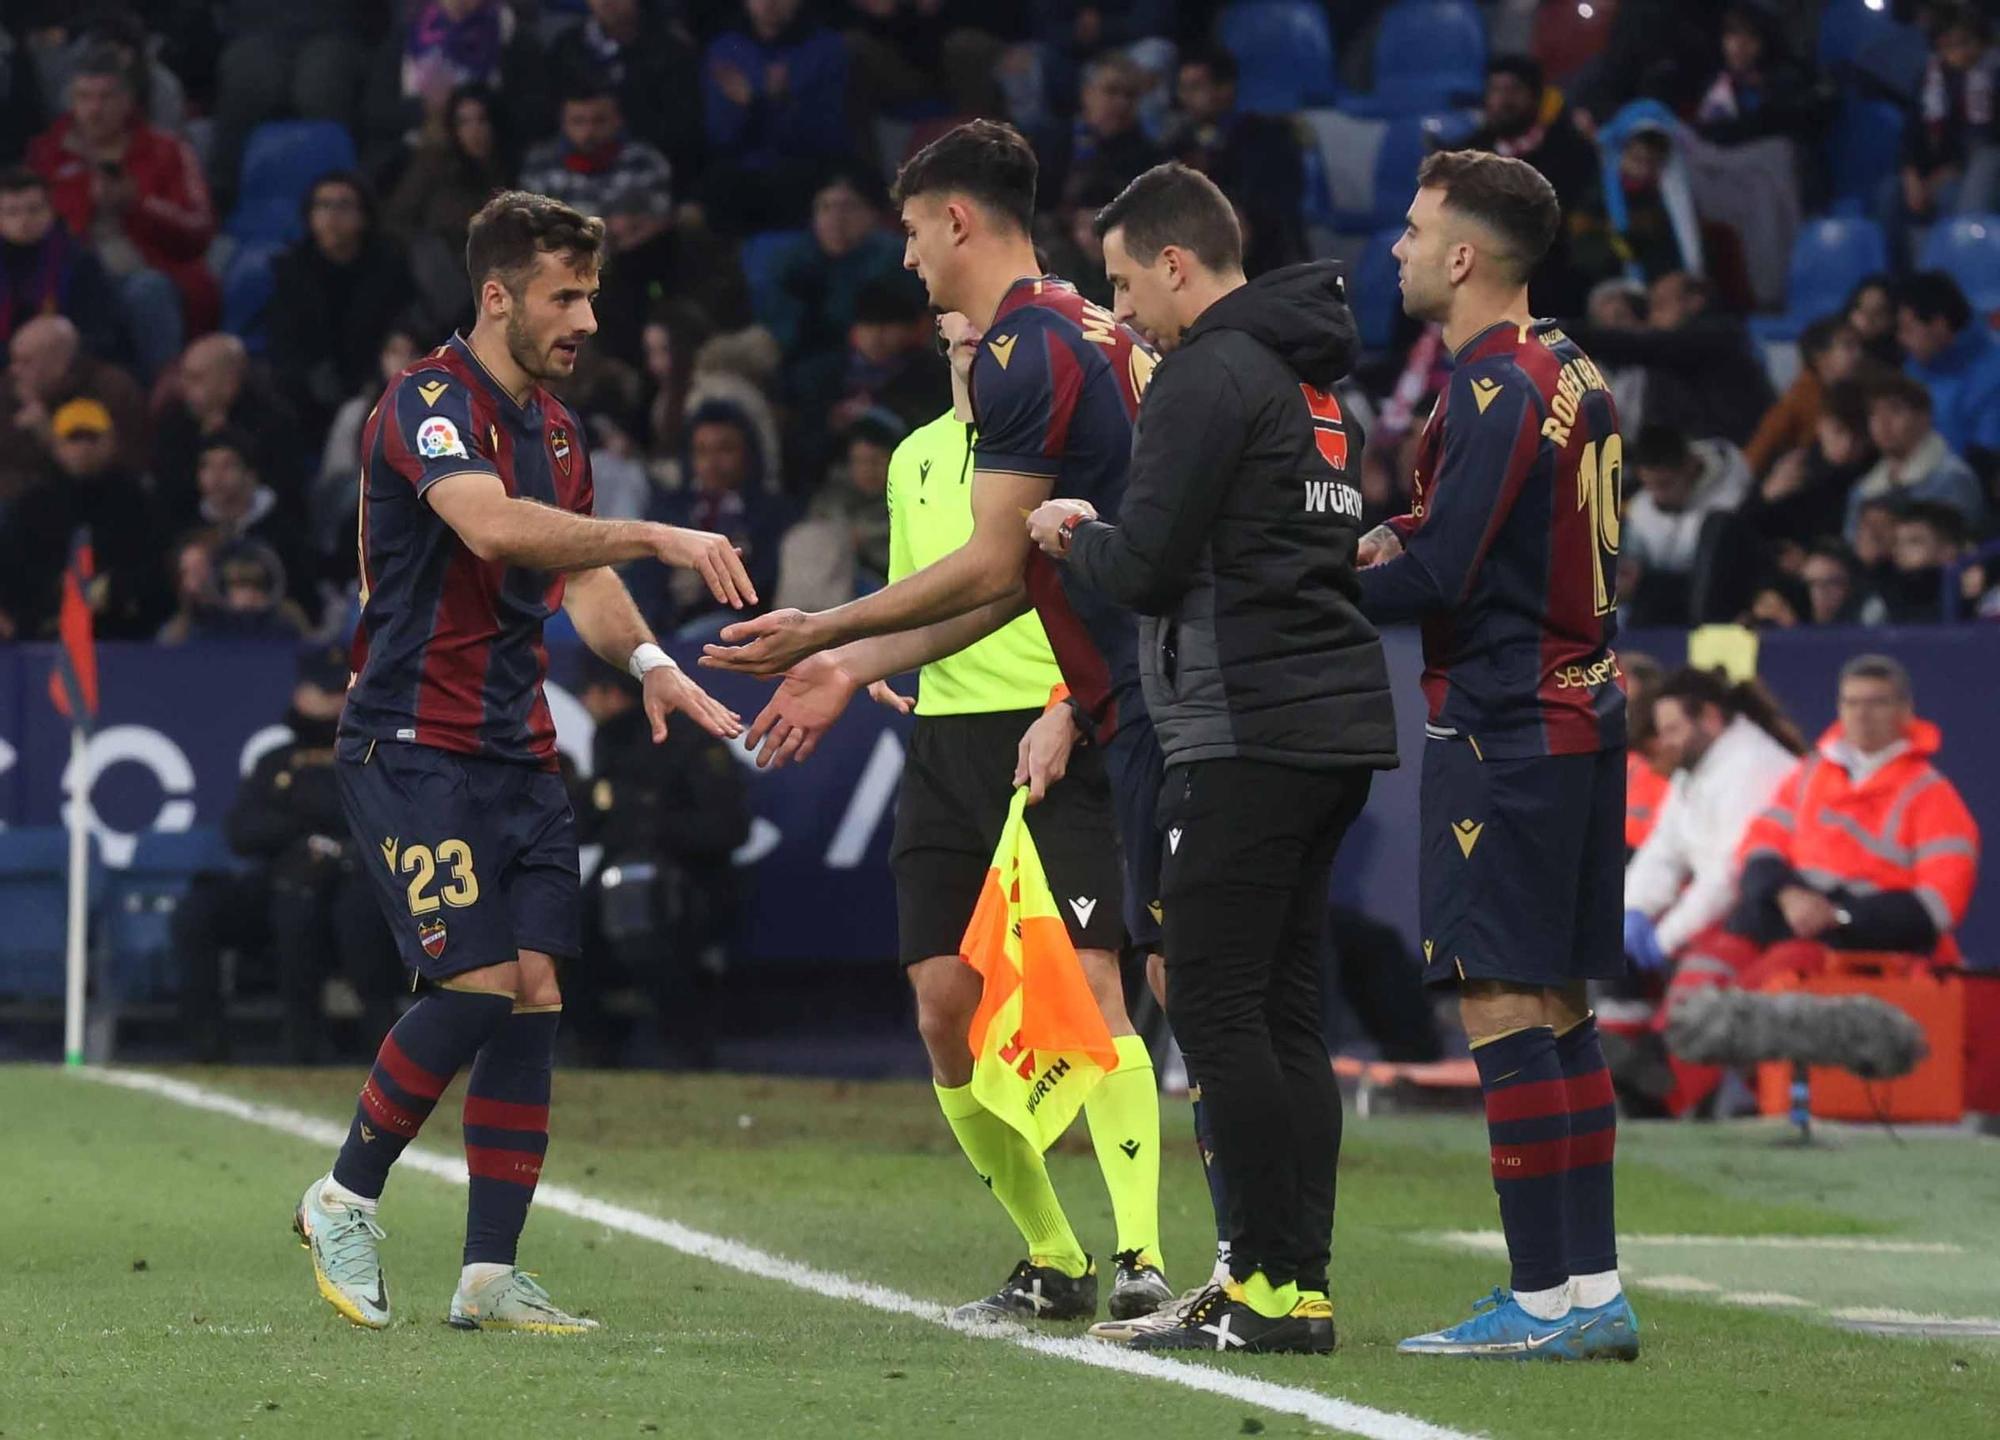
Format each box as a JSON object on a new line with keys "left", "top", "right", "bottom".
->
{"left": 333, "top": 986, "right": 514, "bottom": 1201}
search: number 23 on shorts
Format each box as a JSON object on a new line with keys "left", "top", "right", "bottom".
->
{"left": 379, "top": 836, "right": 482, "bottom": 915}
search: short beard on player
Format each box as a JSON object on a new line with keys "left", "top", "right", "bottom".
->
{"left": 504, "top": 307, "right": 558, "bottom": 381}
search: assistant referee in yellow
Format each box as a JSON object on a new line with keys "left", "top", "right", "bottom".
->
{"left": 873, "top": 311, "right": 1169, "bottom": 1326}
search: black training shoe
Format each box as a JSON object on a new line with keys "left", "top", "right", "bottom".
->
{"left": 950, "top": 1257, "right": 1098, "bottom": 1324}
{"left": 1126, "top": 1284, "right": 1336, "bottom": 1354}
{"left": 1107, "top": 1250, "right": 1174, "bottom": 1320}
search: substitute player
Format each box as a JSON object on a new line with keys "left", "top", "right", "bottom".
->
{"left": 700, "top": 120, "right": 1187, "bottom": 1322}
{"left": 1357, "top": 151, "right": 1639, "bottom": 1360}
{"left": 859, "top": 311, "right": 1170, "bottom": 1323}
{"left": 293, "top": 191, "right": 752, "bottom": 1333}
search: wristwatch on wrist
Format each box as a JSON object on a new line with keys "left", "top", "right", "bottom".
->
{"left": 1057, "top": 511, "right": 1087, "bottom": 556}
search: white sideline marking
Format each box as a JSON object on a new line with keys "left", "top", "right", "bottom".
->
{"left": 1426, "top": 1230, "right": 1962, "bottom": 1256}
{"left": 1719, "top": 1293, "right": 1813, "bottom": 1309}
{"left": 1630, "top": 1275, "right": 1720, "bottom": 1294}
{"left": 75, "top": 1068, "right": 1482, "bottom": 1440}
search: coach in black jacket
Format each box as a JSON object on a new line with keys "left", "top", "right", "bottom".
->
{"left": 1028, "top": 164, "right": 1397, "bottom": 1354}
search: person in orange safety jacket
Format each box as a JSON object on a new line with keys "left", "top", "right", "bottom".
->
{"left": 1659, "top": 653, "right": 1980, "bottom": 1115}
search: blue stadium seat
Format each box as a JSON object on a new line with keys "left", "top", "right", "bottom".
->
{"left": 1352, "top": 227, "right": 1404, "bottom": 354}
{"left": 1218, "top": 2, "right": 1339, "bottom": 113}
{"left": 0, "top": 827, "right": 82, "bottom": 1000}
{"left": 1349, "top": 0, "right": 1488, "bottom": 118}
{"left": 99, "top": 828, "right": 233, "bottom": 1003}
{"left": 1920, "top": 216, "right": 2000, "bottom": 319}
{"left": 1826, "top": 97, "right": 1906, "bottom": 213}
{"left": 225, "top": 121, "right": 358, "bottom": 247}
{"left": 220, "top": 242, "right": 283, "bottom": 353}
{"left": 1750, "top": 217, "right": 1889, "bottom": 342}
{"left": 1339, "top": 115, "right": 1432, "bottom": 233}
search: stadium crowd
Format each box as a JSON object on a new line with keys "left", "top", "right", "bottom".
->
{"left": 4, "top": 1, "right": 2000, "bottom": 652}
{"left": 0, "top": 1, "right": 1991, "bottom": 1074}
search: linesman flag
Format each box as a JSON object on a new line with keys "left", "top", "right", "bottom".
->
{"left": 961, "top": 789, "right": 1120, "bottom": 1150}
{"left": 48, "top": 530, "right": 99, "bottom": 731}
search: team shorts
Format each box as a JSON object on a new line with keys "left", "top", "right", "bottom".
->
{"left": 1418, "top": 737, "right": 1626, "bottom": 988}
{"left": 890, "top": 710, "right": 1125, "bottom": 965}
{"left": 337, "top": 738, "right": 581, "bottom": 980}
{"left": 1103, "top": 714, "right": 1165, "bottom": 955}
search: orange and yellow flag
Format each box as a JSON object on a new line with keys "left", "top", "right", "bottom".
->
{"left": 961, "top": 789, "right": 1120, "bottom": 1150}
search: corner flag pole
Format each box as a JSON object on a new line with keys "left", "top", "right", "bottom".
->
{"left": 63, "top": 726, "right": 89, "bottom": 1067}
{"left": 49, "top": 530, "right": 100, "bottom": 1068}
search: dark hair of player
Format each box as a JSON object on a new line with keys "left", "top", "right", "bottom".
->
{"left": 1657, "top": 666, "right": 1807, "bottom": 756}
{"left": 892, "top": 119, "right": 1038, "bottom": 234}
{"left": 465, "top": 189, "right": 606, "bottom": 296}
{"left": 1092, "top": 161, "right": 1244, "bottom": 274}
{"left": 1415, "top": 149, "right": 1560, "bottom": 284}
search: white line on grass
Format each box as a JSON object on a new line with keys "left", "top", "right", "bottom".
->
{"left": 1425, "top": 1230, "right": 1962, "bottom": 1256}
{"left": 75, "top": 1068, "right": 1482, "bottom": 1440}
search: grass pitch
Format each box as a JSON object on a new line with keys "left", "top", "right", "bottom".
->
{"left": 3, "top": 1065, "right": 1994, "bottom": 1439}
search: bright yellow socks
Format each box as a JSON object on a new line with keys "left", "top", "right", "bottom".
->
{"left": 934, "top": 1081, "right": 1088, "bottom": 1277}
{"left": 1084, "top": 1033, "right": 1163, "bottom": 1269}
{"left": 1233, "top": 1271, "right": 1300, "bottom": 1320}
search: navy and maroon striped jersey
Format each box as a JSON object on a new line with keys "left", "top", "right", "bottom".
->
{"left": 968, "top": 275, "right": 1155, "bottom": 742}
{"left": 1359, "top": 318, "right": 1626, "bottom": 758}
{"left": 339, "top": 334, "right": 594, "bottom": 770}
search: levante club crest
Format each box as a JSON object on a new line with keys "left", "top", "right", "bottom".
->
{"left": 550, "top": 424, "right": 572, "bottom": 475}
{"left": 419, "top": 918, "right": 447, "bottom": 959}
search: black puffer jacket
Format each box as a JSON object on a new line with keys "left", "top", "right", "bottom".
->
{"left": 1066, "top": 262, "right": 1398, "bottom": 771}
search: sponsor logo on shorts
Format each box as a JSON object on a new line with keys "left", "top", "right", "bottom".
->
{"left": 1067, "top": 896, "right": 1098, "bottom": 928}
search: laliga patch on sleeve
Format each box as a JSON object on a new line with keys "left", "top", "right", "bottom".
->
{"left": 416, "top": 415, "right": 468, "bottom": 460}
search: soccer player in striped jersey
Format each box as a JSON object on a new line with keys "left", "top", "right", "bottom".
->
{"left": 293, "top": 191, "right": 750, "bottom": 1333}
{"left": 1357, "top": 151, "right": 1637, "bottom": 1361}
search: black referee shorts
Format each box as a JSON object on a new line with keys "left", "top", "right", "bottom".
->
{"left": 890, "top": 710, "right": 1125, "bottom": 966}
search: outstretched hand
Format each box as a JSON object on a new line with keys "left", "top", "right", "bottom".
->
{"left": 740, "top": 652, "right": 860, "bottom": 768}
{"left": 654, "top": 526, "right": 757, "bottom": 609}
{"left": 642, "top": 664, "right": 743, "bottom": 742}
{"left": 700, "top": 608, "right": 826, "bottom": 677}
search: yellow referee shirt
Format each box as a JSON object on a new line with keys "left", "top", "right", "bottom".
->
{"left": 886, "top": 411, "right": 1064, "bottom": 715}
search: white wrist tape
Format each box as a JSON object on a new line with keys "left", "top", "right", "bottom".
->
{"left": 628, "top": 642, "right": 677, "bottom": 679}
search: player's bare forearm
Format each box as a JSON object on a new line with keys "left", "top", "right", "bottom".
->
{"left": 815, "top": 536, "right": 1022, "bottom": 648}
{"left": 562, "top": 565, "right": 655, "bottom": 666}
{"left": 831, "top": 587, "right": 1029, "bottom": 684}
{"left": 467, "top": 495, "right": 665, "bottom": 571}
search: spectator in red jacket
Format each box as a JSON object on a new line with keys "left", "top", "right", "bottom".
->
{"left": 26, "top": 48, "right": 217, "bottom": 335}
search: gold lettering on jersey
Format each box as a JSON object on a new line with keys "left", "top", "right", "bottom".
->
{"left": 1539, "top": 355, "right": 1609, "bottom": 448}
{"left": 1578, "top": 435, "right": 1624, "bottom": 616}
{"left": 1129, "top": 345, "right": 1157, "bottom": 396}
{"left": 417, "top": 380, "right": 448, "bottom": 407}
{"left": 1538, "top": 327, "right": 1572, "bottom": 349}
{"left": 988, "top": 334, "right": 1018, "bottom": 370}
{"left": 1554, "top": 653, "right": 1624, "bottom": 690}
{"left": 1080, "top": 300, "right": 1119, "bottom": 348}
